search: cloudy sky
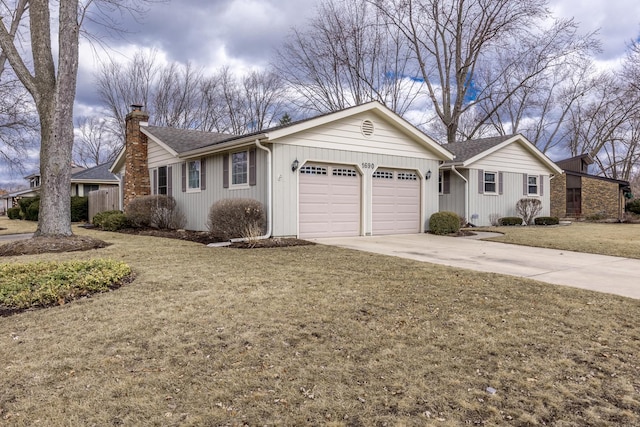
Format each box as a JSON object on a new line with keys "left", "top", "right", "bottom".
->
{"left": 2, "top": 0, "right": 639, "bottom": 188}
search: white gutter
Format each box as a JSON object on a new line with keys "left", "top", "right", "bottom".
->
{"left": 230, "top": 139, "right": 272, "bottom": 242}
{"left": 451, "top": 165, "right": 469, "bottom": 224}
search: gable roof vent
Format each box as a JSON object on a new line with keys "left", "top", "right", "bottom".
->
{"left": 361, "top": 119, "right": 375, "bottom": 137}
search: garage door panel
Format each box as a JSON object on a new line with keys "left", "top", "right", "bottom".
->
{"left": 299, "top": 164, "right": 361, "bottom": 238}
{"left": 372, "top": 169, "right": 420, "bottom": 235}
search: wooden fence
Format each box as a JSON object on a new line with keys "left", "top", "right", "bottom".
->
{"left": 88, "top": 188, "right": 119, "bottom": 222}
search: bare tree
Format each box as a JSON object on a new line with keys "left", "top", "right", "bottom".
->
{"left": 0, "top": 0, "right": 35, "bottom": 175}
{"left": 95, "top": 48, "right": 159, "bottom": 144}
{"left": 153, "top": 61, "right": 204, "bottom": 128}
{"left": 372, "top": 0, "right": 560, "bottom": 143}
{"left": 564, "top": 40, "right": 640, "bottom": 181}
{"left": 0, "top": 0, "right": 155, "bottom": 237}
{"left": 73, "top": 116, "right": 120, "bottom": 167}
{"left": 275, "top": 0, "right": 421, "bottom": 115}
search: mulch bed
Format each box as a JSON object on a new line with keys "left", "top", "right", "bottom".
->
{"left": 109, "top": 227, "right": 314, "bottom": 249}
{"left": 0, "top": 235, "right": 110, "bottom": 257}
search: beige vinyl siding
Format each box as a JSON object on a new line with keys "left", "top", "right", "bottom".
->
{"left": 468, "top": 170, "right": 550, "bottom": 226}
{"left": 439, "top": 170, "right": 467, "bottom": 219}
{"left": 167, "top": 149, "right": 268, "bottom": 231}
{"left": 472, "top": 142, "right": 551, "bottom": 175}
{"left": 148, "top": 140, "right": 176, "bottom": 169}
{"left": 271, "top": 143, "right": 441, "bottom": 237}
{"left": 276, "top": 112, "right": 437, "bottom": 159}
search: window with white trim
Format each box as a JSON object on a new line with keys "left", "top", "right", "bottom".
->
{"left": 231, "top": 151, "right": 248, "bottom": 185}
{"left": 528, "top": 175, "right": 538, "bottom": 195}
{"left": 188, "top": 160, "right": 200, "bottom": 191}
{"left": 484, "top": 172, "right": 497, "bottom": 193}
{"left": 158, "top": 166, "right": 167, "bottom": 195}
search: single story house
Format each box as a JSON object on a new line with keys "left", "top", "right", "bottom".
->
{"left": 1, "top": 163, "right": 119, "bottom": 213}
{"left": 550, "top": 154, "right": 631, "bottom": 220}
{"left": 439, "top": 134, "right": 563, "bottom": 226}
{"left": 110, "top": 102, "right": 454, "bottom": 238}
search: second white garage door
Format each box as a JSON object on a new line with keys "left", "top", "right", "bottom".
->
{"left": 372, "top": 169, "right": 421, "bottom": 235}
{"left": 299, "top": 164, "right": 361, "bottom": 238}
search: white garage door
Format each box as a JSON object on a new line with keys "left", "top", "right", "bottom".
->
{"left": 299, "top": 164, "right": 361, "bottom": 238}
{"left": 372, "top": 169, "right": 421, "bottom": 235}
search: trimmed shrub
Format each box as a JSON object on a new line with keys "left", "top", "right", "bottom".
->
{"left": 7, "top": 207, "right": 21, "bottom": 219}
{"left": 499, "top": 217, "right": 523, "bottom": 226}
{"left": 207, "top": 198, "right": 266, "bottom": 240}
{"left": 26, "top": 199, "right": 40, "bottom": 221}
{"left": 534, "top": 216, "right": 559, "bottom": 225}
{"left": 126, "top": 195, "right": 186, "bottom": 229}
{"left": 585, "top": 212, "right": 607, "bottom": 221}
{"left": 93, "top": 210, "right": 124, "bottom": 227}
{"left": 429, "top": 211, "right": 461, "bottom": 235}
{"left": 101, "top": 212, "right": 129, "bottom": 231}
{"left": 17, "top": 197, "right": 39, "bottom": 221}
{"left": 71, "top": 196, "right": 89, "bottom": 222}
{"left": 626, "top": 199, "right": 640, "bottom": 215}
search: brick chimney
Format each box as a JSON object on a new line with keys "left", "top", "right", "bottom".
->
{"left": 124, "top": 104, "right": 151, "bottom": 208}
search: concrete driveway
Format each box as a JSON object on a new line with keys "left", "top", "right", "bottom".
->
{"left": 313, "top": 233, "right": 640, "bottom": 300}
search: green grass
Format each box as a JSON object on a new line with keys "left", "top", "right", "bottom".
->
{"left": 478, "top": 222, "right": 640, "bottom": 259}
{"left": 1, "top": 228, "right": 639, "bottom": 425}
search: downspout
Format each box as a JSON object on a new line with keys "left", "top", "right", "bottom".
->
{"left": 230, "top": 139, "right": 272, "bottom": 242}
{"left": 451, "top": 165, "right": 469, "bottom": 224}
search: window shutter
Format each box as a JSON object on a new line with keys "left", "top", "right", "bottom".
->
{"left": 443, "top": 171, "right": 451, "bottom": 194}
{"left": 478, "top": 169, "right": 484, "bottom": 194}
{"left": 249, "top": 148, "right": 257, "bottom": 186}
{"left": 181, "top": 163, "right": 186, "bottom": 192}
{"left": 223, "top": 154, "right": 229, "bottom": 188}
{"left": 498, "top": 172, "right": 503, "bottom": 195}
{"left": 523, "top": 174, "right": 528, "bottom": 195}
{"left": 152, "top": 169, "right": 157, "bottom": 195}
{"left": 539, "top": 174, "right": 544, "bottom": 196}
{"left": 200, "top": 158, "right": 206, "bottom": 190}
{"left": 167, "top": 166, "right": 173, "bottom": 197}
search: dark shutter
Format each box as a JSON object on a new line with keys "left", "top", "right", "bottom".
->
{"left": 167, "top": 166, "right": 173, "bottom": 197}
{"left": 152, "top": 169, "right": 157, "bottom": 195}
{"left": 523, "top": 174, "right": 528, "bottom": 195}
{"left": 249, "top": 148, "right": 257, "bottom": 186}
{"left": 223, "top": 154, "right": 229, "bottom": 188}
{"left": 200, "top": 158, "right": 206, "bottom": 190}
{"left": 181, "top": 163, "right": 186, "bottom": 192}
{"left": 539, "top": 174, "right": 544, "bottom": 196}
{"left": 443, "top": 171, "right": 451, "bottom": 194}
{"left": 498, "top": 172, "right": 503, "bottom": 195}
{"left": 478, "top": 169, "right": 484, "bottom": 194}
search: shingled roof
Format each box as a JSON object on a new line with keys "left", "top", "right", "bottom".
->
{"left": 71, "top": 162, "right": 118, "bottom": 182}
{"left": 143, "top": 126, "right": 234, "bottom": 154}
{"left": 442, "top": 135, "right": 514, "bottom": 163}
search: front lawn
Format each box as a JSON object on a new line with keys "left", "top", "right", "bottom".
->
{"left": 1, "top": 229, "right": 639, "bottom": 425}
{"left": 0, "top": 216, "right": 37, "bottom": 235}
{"left": 479, "top": 222, "right": 640, "bottom": 259}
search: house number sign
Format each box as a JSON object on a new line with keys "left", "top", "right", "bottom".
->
{"left": 361, "top": 162, "right": 375, "bottom": 169}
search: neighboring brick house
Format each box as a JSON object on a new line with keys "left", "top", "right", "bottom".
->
{"left": 550, "top": 154, "right": 631, "bottom": 220}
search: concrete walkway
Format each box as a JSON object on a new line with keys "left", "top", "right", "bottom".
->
{"left": 0, "top": 233, "right": 32, "bottom": 242}
{"left": 313, "top": 233, "right": 640, "bottom": 300}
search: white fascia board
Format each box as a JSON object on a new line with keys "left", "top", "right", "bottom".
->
{"left": 71, "top": 179, "right": 118, "bottom": 185}
{"left": 110, "top": 147, "right": 126, "bottom": 174}
{"left": 463, "top": 134, "right": 563, "bottom": 174}
{"left": 266, "top": 101, "right": 455, "bottom": 161}
{"left": 140, "top": 127, "right": 179, "bottom": 157}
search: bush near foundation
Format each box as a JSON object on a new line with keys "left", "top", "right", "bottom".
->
{"left": 534, "top": 216, "right": 559, "bottom": 225}
{"left": 126, "top": 195, "right": 186, "bottom": 230}
{"left": 499, "top": 217, "right": 523, "bottom": 226}
{"left": 208, "top": 199, "right": 265, "bottom": 240}
{"left": 626, "top": 199, "right": 640, "bottom": 215}
{"left": 7, "top": 207, "right": 21, "bottom": 219}
{"left": 429, "top": 211, "right": 461, "bottom": 235}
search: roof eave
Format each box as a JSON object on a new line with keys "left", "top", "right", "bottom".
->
{"left": 178, "top": 134, "right": 269, "bottom": 159}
